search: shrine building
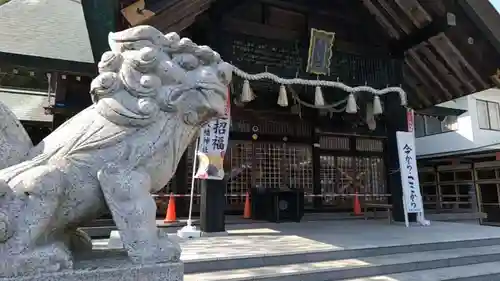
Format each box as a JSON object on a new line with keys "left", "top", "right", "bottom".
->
{"left": 1, "top": 0, "right": 500, "bottom": 229}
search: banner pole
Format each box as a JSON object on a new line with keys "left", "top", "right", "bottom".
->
{"left": 186, "top": 138, "right": 200, "bottom": 227}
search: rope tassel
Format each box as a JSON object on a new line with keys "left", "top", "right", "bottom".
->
{"left": 240, "top": 79, "right": 254, "bottom": 102}
{"left": 229, "top": 66, "right": 408, "bottom": 110}
{"left": 277, "top": 85, "right": 288, "bottom": 107}
{"left": 373, "top": 95, "right": 383, "bottom": 115}
{"left": 399, "top": 91, "right": 407, "bottom": 106}
{"left": 346, "top": 93, "right": 357, "bottom": 114}
{"left": 314, "top": 86, "right": 325, "bottom": 106}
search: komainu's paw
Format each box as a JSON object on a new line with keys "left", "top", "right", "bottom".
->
{"left": 0, "top": 180, "right": 15, "bottom": 242}
{"left": 127, "top": 237, "right": 182, "bottom": 264}
{"left": 157, "top": 239, "right": 182, "bottom": 262}
{"left": 0, "top": 179, "right": 11, "bottom": 197}
{"left": 66, "top": 228, "right": 93, "bottom": 253}
{"left": 0, "top": 211, "right": 12, "bottom": 242}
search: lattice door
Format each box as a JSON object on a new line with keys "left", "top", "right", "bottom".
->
{"left": 186, "top": 138, "right": 314, "bottom": 210}
{"left": 254, "top": 142, "right": 285, "bottom": 188}
{"left": 225, "top": 141, "right": 253, "bottom": 208}
{"left": 355, "top": 138, "right": 387, "bottom": 202}
{"left": 356, "top": 157, "right": 387, "bottom": 202}
{"left": 320, "top": 155, "right": 338, "bottom": 205}
{"left": 283, "top": 144, "right": 313, "bottom": 205}
{"left": 320, "top": 155, "right": 387, "bottom": 208}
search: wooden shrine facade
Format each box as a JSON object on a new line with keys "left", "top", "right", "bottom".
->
{"left": 2, "top": 0, "right": 500, "bottom": 223}
{"left": 113, "top": 0, "right": 455, "bottom": 218}
{"left": 115, "top": 0, "right": 500, "bottom": 220}
{"left": 173, "top": 109, "right": 390, "bottom": 215}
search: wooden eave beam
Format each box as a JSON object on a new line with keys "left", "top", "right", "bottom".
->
{"left": 361, "top": 0, "right": 400, "bottom": 39}
{"left": 162, "top": 11, "right": 197, "bottom": 33}
{"left": 428, "top": 35, "right": 474, "bottom": 93}
{"left": 428, "top": 33, "right": 488, "bottom": 94}
{"left": 146, "top": 0, "right": 213, "bottom": 32}
{"left": 435, "top": 33, "right": 489, "bottom": 89}
{"left": 121, "top": 0, "right": 182, "bottom": 27}
{"left": 415, "top": 42, "right": 464, "bottom": 96}
{"left": 374, "top": 0, "right": 413, "bottom": 34}
{"left": 402, "top": 67, "right": 432, "bottom": 107}
{"left": 417, "top": 0, "right": 447, "bottom": 18}
{"left": 221, "top": 18, "right": 300, "bottom": 41}
{"left": 389, "top": 15, "right": 451, "bottom": 57}
{"left": 394, "top": 0, "right": 432, "bottom": 28}
{"left": 405, "top": 57, "right": 442, "bottom": 104}
{"left": 407, "top": 49, "right": 453, "bottom": 100}
{"left": 259, "top": 0, "right": 359, "bottom": 25}
{"left": 403, "top": 83, "right": 426, "bottom": 109}
{"left": 159, "top": 0, "right": 212, "bottom": 32}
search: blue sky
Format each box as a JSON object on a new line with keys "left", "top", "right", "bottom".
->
{"left": 491, "top": 0, "right": 500, "bottom": 11}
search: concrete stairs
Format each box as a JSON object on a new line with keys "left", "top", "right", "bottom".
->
{"left": 184, "top": 237, "right": 500, "bottom": 281}
{"left": 81, "top": 212, "right": 487, "bottom": 238}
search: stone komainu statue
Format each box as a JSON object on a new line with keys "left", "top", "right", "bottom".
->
{"left": 0, "top": 25, "right": 232, "bottom": 277}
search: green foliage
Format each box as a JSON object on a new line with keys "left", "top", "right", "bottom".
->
{"left": 0, "top": 0, "right": 10, "bottom": 6}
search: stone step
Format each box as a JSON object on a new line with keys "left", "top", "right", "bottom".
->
{"left": 184, "top": 245, "right": 500, "bottom": 281}
{"left": 343, "top": 261, "right": 500, "bottom": 281}
{"left": 184, "top": 237, "right": 500, "bottom": 274}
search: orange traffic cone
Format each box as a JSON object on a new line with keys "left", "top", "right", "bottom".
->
{"left": 164, "top": 193, "right": 177, "bottom": 223}
{"left": 243, "top": 192, "right": 251, "bottom": 219}
{"left": 353, "top": 191, "right": 362, "bottom": 216}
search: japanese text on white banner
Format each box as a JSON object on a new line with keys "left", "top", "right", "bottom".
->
{"left": 195, "top": 90, "right": 230, "bottom": 180}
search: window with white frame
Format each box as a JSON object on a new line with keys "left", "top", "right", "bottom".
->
{"left": 477, "top": 99, "right": 500, "bottom": 130}
{"left": 414, "top": 114, "right": 459, "bottom": 137}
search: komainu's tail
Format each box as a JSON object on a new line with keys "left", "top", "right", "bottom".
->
{"left": 0, "top": 101, "right": 33, "bottom": 170}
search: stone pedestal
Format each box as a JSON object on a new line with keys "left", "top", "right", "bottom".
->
{"left": 0, "top": 250, "right": 183, "bottom": 281}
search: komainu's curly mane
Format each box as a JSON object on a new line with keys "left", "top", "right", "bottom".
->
{"left": 90, "top": 25, "right": 232, "bottom": 128}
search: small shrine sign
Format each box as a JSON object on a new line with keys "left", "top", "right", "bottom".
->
{"left": 306, "top": 28, "right": 335, "bottom": 75}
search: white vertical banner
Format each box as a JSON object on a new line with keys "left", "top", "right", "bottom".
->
{"left": 396, "top": 131, "right": 427, "bottom": 227}
{"left": 194, "top": 89, "right": 231, "bottom": 180}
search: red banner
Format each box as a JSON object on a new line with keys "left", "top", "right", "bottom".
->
{"left": 406, "top": 108, "right": 414, "bottom": 133}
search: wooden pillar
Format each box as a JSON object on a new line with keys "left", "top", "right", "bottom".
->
{"left": 434, "top": 165, "right": 442, "bottom": 211}
{"left": 469, "top": 166, "right": 479, "bottom": 214}
{"left": 52, "top": 73, "right": 68, "bottom": 130}
{"left": 200, "top": 179, "right": 226, "bottom": 233}
{"left": 384, "top": 93, "right": 416, "bottom": 222}
{"left": 471, "top": 162, "right": 484, "bottom": 224}
{"left": 174, "top": 151, "right": 189, "bottom": 217}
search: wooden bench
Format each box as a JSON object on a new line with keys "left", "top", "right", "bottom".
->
{"left": 363, "top": 203, "right": 393, "bottom": 223}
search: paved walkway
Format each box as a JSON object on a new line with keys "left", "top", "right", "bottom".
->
{"left": 92, "top": 220, "right": 500, "bottom": 262}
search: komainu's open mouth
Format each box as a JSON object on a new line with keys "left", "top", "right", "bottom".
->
{"left": 197, "top": 82, "right": 228, "bottom": 118}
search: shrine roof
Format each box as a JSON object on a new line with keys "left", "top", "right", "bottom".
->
{"left": 0, "top": 0, "right": 95, "bottom": 73}
{"left": 121, "top": 0, "right": 500, "bottom": 109}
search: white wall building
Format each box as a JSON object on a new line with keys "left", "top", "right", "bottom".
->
{"left": 416, "top": 88, "right": 500, "bottom": 159}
